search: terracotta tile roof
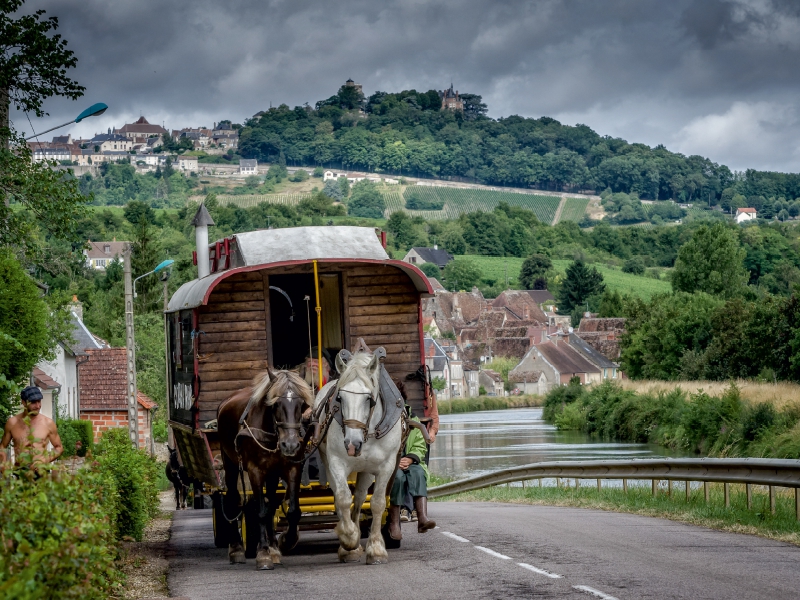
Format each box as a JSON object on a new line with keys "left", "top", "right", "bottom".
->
{"left": 32, "top": 367, "right": 61, "bottom": 390}
{"left": 537, "top": 341, "right": 598, "bottom": 375}
{"left": 491, "top": 290, "right": 547, "bottom": 323}
{"left": 85, "top": 240, "right": 128, "bottom": 260}
{"left": 508, "top": 367, "right": 543, "bottom": 383}
{"left": 78, "top": 348, "right": 156, "bottom": 411}
{"left": 577, "top": 318, "right": 626, "bottom": 333}
{"left": 491, "top": 337, "right": 531, "bottom": 359}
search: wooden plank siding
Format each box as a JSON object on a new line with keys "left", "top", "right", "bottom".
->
{"left": 194, "top": 263, "right": 425, "bottom": 424}
{"left": 196, "top": 271, "right": 268, "bottom": 424}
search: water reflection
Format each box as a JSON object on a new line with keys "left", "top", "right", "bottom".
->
{"left": 430, "top": 408, "right": 690, "bottom": 479}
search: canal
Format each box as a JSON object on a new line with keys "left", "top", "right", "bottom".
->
{"left": 430, "top": 407, "right": 691, "bottom": 480}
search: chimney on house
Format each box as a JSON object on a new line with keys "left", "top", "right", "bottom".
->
{"left": 191, "top": 203, "right": 215, "bottom": 279}
{"left": 71, "top": 294, "right": 83, "bottom": 321}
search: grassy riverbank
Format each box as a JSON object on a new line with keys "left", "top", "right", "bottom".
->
{"left": 434, "top": 481, "right": 800, "bottom": 546}
{"left": 437, "top": 394, "right": 543, "bottom": 415}
{"left": 543, "top": 380, "right": 800, "bottom": 458}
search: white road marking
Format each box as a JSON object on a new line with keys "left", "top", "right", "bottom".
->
{"left": 439, "top": 531, "right": 471, "bottom": 543}
{"left": 517, "top": 562, "right": 562, "bottom": 578}
{"left": 573, "top": 585, "right": 620, "bottom": 600}
{"left": 474, "top": 546, "right": 511, "bottom": 560}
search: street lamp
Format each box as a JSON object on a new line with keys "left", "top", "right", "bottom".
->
{"left": 25, "top": 102, "right": 109, "bottom": 140}
{"left": 133, "top": 259, "right": 175, "bottom": 299}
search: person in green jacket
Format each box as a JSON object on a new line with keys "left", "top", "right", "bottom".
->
{"left": 387, "top": 407, "right": 436, "bottom": 541}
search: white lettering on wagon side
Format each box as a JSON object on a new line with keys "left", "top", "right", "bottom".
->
{"left": 173, "top": 383, "right": 194, "bottom": 410}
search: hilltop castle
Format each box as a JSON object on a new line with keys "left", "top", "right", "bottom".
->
{"left": 440, "top": 84, "right": 463, "bottom": 111}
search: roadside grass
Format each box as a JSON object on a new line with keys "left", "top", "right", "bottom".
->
{"left": 456, "top": 255, "right": 671, "bottom": 300}
{"left": 433, "top": 481, "right": 800, "bottom": 546}
{"left": 620, "top": 379, "right": 800, "bottom": 411}
{"left": 438, "top": 395, "right": 544, "bottom": 414}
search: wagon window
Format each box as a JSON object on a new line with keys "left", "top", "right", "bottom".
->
{"left": 268, "top": 273, "right": 343, "bottom": 369}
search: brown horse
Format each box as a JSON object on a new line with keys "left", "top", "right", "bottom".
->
{"left": 217, "top": 369, "right": 313, "bottom": 569}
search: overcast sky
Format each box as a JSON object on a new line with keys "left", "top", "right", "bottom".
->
{"left": 11, "top": 0, "right": 800, "bottom": 173}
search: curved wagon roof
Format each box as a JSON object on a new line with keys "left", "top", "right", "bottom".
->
{"left": 168, "top": 226, "right": 433, "bottom": 312}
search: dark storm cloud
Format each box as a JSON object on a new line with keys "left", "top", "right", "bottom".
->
{"left": 12, "top": 0, "right": 800, "bottom": 171}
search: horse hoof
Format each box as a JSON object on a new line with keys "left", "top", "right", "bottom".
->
{"left": 366, "top": 556, "right": 387, "bottom": 565}
{"left": 278, "top": 533, "right": 298, "bottom": 554}
{"left": 229, "top": 546, "right": 246, "bottom": 564}
{"left": 256, "top": 557, "right": 274, "bottom": 570}
{"left": 338, "top": 545, "right": 364, "bottom": 563}
{"left": 268, "top": 546, "right": 282, "bottom": 565}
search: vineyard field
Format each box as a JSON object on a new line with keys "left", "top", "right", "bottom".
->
{"left": 454, "top": 255, "right": 671, "bottom": 300}
{"left": 216, "top": 193, "right": 312, "bottom": 208}
{"left": 559, "top": 197, "right": 590, "bottom": 222}
{"left": 382, "top": 186, "right": 564, "bottom": 223}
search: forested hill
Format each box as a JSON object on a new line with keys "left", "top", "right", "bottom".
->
{"left": 238, "top": 86, "right": 800, "bottom": 205}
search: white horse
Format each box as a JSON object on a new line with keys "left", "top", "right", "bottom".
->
{"left": 314, "top": 350, "right": 403, "bottom": 565}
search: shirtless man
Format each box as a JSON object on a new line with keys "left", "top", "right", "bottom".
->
{"left": 1, "top": 385, "right": 63, "bottom": 466}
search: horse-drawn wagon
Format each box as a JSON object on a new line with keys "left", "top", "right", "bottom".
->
{"left": 165, "top": 214, "right": 434, "bottom": 556}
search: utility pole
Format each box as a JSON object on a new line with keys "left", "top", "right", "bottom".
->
{"left": 163, "top": 270, "right": 172, "bottom": 449}
{"left": 123, "top": 245, "right": 139, "bottom": 449}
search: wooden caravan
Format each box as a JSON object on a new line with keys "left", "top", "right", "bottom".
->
{"left": 165, "top": 225, "right": 434, "bottom": 521}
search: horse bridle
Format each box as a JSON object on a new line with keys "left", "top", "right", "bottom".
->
{"left": 337, "top": 387, "right": 378, "bottom": 438}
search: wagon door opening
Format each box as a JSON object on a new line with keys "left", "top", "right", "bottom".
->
{"left": 268, "top": 273, "right": 343, "bottom": 370}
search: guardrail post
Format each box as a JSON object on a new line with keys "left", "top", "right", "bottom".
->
{"left": 652, "top": 479, "right": 657, "bottom": 496}
{"left": 668, "top": 480, "right": 672, "bottom": 497}
{"left": 724, "top": 483, "right": 730, "bottom": 508}
{"left": 597, "top": 478, "right": 601, "bottom": 492}
{"left": 770, "top": 486, "right": 776, "bottom": 515}
{"left": 746, "top": 484, "right": 752, "bottom": 510}
{"left": 796, "top": 488, "right": 799, "bottom": 521}
{"left": 685, "top": 481, "right": 690, "bottom": 502}
{"left": 623, "top": 478, "right": 627, "bottom": 493}
{"left": 538, "top": 478, "right": 542, "bottom": 488}
{"left": 575, "top": 478, "right": 580, "bottom": 490}
{"left": 704, "top": 482, "right": 709, "bottom": 502}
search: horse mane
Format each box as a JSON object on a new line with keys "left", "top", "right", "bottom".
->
{"left": 250, "top": 369, "right": 313, "bottom": 406}
{"left": 336, "top": 351, "right": 380, "bottom": 394}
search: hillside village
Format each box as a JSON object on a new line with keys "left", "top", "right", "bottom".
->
{"left": 415, "top": 251, "right": 625, "bottom": 399}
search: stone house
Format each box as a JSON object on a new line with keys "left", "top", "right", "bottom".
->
{"left": 78, "top": 347, "right": 156, "bottom": 451}
{"left": 118, "top": 116, "right": 167, "bottom": 140}
{"left": 239, "top": 159, "right": 258, "bottom": 175}
{"left": 514, "top": 339, "right": 601, "bottom": 391}
{"left": 84, "top": 240, "right": 127, "bottom": 270}
{"left": 478, "top": 369, "right": 504, "bottom": 396}
{"left": 403, "top": 246, "right": 454, "bottom": 270}
{"left": 508, "top": 366, "right": 548, "bottom": 395}
{"left": 36, "top": 301, "right": 108, "bottom": 420}
{"left": 176, "top": 155, "right": 198, "bottom": 173}
{"left": 89, "top": 131, "right": 132, "bottom": 152}
{"left": 736, "top": 207, "right": 757, "bottom": 224}
{"left": 576, "top": 317, "right": 626, "bottom": 361}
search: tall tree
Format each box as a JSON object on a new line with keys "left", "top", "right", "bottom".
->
{"left": 671, "top": 223, "right": 748, "bottom": 298}
{"left": 557, "top": 259, "right": 605, "bottom": 313}
{"left": 0, "top": 0, "right": 85, "bottom": 134}
{"left": 1, "top": 0, "right": 87, "bottom": 254}
{"left": 519, "top": 253, "right": 552, "bottom": 289}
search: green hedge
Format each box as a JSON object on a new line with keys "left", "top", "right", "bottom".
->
{"left": 57, "top": 418, "right": 94, "bottom": 457}
{"left": 543, "top": 380, "right": 800, "bottom": 458}
{"left": 0, "top": 457, "right": 122, "bottom": 598}
{"left": 0, "top": 426, "right": 165, "bottom": 596}
{"left": 438, "top": 395, "right": 543, "bottom": 414}
{"left": 96, "top": 428, "right": 161, "bottom": 540}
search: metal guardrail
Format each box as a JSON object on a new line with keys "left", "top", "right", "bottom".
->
{"left": 429, "top": 458, "right": 800, "bottom": 518}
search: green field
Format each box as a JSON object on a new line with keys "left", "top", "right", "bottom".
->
{"left": 383, "top": 186, "right": 564, "bottom": 224}
{"left": 455, "top": 255, "right": 671, "bottom": 300}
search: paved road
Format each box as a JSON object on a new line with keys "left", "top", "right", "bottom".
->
{"left": 167, "top": 502, "right": 800, "bottom": 599}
